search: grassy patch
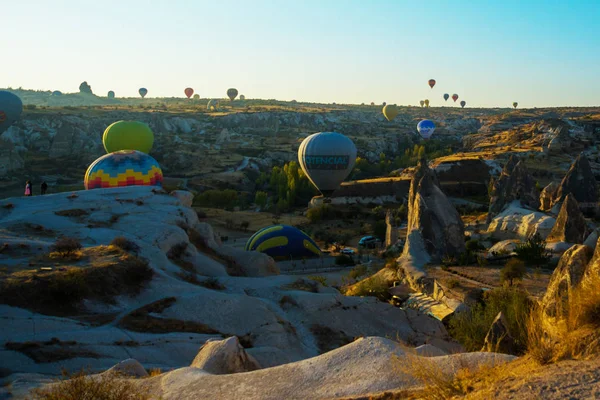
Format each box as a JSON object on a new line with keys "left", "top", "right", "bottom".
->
{"left": 282, "top": 279, "right": 319, "bottom": 293}
{"left": 5, "top": 338, "right": 99, "bottom": 363}
{"left": 0, "top": 247, "right": 153, "bottom": 315}
{"left": 119, "top": 297, "right": 221, "bottom": 334}
{"left": 109, "top": 237, "right": 140, "bottom": 253}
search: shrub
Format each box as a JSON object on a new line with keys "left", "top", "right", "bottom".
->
{"left": 447, "top": 279, "right": 460, "bottom": 289}
{"left": 240, "top": 221, "right": 250, "bottom": 231}
{"left": 348, "top": 264, "right": 368, "bottom": 280}
{"left": 515, "top": 234, "right": 550, "bottom": 266}
{"left": 349, "top": 275, "right": 390, "bottom": 302}
{"left": 30, "top": 369, "right": 151, "bottom": 400}
{"left": 110, "top": 237, "right": 139, "bottom": 253}
{"left": 307, "top": 275, "right": 327, "bottom": 287}
{"left": 51, "top": 237, "right": 82, "bottom": 257}
{"left": 465, "top": 239, "right": 485, "bottom": 253}
{"left": 335, "top": 254, "right": 355, "bottom": 266}
{"left": 199, "top": 277, "right": 226, "bottom": 291}
{"left": 449, "top": 287, "right": 531, "bottom": 353}
{"left": 501, "top": 259, "right": 526, "bottom": 287}
{"left": 167, "top": 242, "right": 187, "bottom": 260}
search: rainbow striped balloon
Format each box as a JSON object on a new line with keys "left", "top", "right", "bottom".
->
{"left": 245, "top": 225, "right": 321, "bottom": 260}
{"left": 84, "top": 150, "right": 163, "bottom": 190}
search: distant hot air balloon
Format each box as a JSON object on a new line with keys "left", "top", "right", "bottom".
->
{"left": 382, "top": 102, "right": 386, "bottom": 106}
{"left": 240, "top": 94, "right": 245, "bottom": 100}
{"left": 298, "top": 132, "right": 357, "bottom": 198}
{"left": 227, "top": 88, "right": 238, "bottom": 101}
{"left": 460, "top": 100, "right": 466, "bottom": 108}
{"left": 424, "top": 99, "right": 430, "bottom": 107}
{"left": 370, "top": 102, "right": 375, "bottom": 106}
{"left": 443, "top": 93, "right": 449, "bottom": 101}
{"left": 184, "top": 88, "right": 194, "bottom": 99}
{"left": 193, "top": 94, "right": 200, "bottom": 100}
{"left": 452, "top": 94, "right": 459, "bottom": 102}
{"left": 102, "top": 121, "right": 154, "bottom": 154}
{"left": 207, "top": 99, "right": 219, "bottom": 111}
{"left": 417, "top": 120, "right": 436, "bottom": 140}
{"left": 428, "top": 79, "right": 436, "bottom": 89}
{"left": 245, "top": 225, "right": 321, "bottom": 260}
{"left": 0, "top": 91, "right": 23, "bottom": 135}
{"left": 420, "top": 100, "right": 425, "bottom": 107}
{"left": 139, "top": 88, "right": 148, "bottom": 98}
{"left": 52, "top": 90, "right": 63, "bottom": 96}
{"left": 84, "top": 150, "right": 162, "bottom": 190}
{"left": 382, "top": 104, "right": 399, "bottom": 121}
{"left": 107, "top": 91, "right": 115, "bottom": 99}
{"left": 513, "top": 102, "right": 518, "bottom": 109}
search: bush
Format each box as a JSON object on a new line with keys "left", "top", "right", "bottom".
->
{"left": 349, "top": 275, "right": 390, "bottom": 302}
{"left": 199, "top": 277, "right": 226, "bottom": 291}
{"left": 167, "top": 242, "right": 187, "bottom": 260}
{"left": 449, "top": 287, "right": 532, "bottom": 353}
{"left": 110, "top": 237, "right": 139, "bottom": 253}
{"left": 515, "top": 234, "right": 550, "bottom": 266}
{"left": 465, "top": 239, "right": 485, "bottom": 253}
{"left": 30, "top": 369, "right": 150, "bottom": 400}
{"left": 307, "top": 275, "right": 327, "bottom": 287}
{"left": 335, "top": 254, "right": 355, "bottom": 266}
{"left": 51, "top": 237, "right": 82, "bottom": 257}
{"left": 501, "top": 259, "right": 526, "bottom": 287}
{"left": 348, "top": 264, "right": 368, "bottom": 280}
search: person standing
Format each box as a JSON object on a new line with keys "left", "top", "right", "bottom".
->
{"left": 24, "top": 180, "right": 32, "bottom": 196}
{"left": 41, "top": 181, "right": 48, "bottom": 195}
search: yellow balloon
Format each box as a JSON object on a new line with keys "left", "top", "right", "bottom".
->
{"left": 382, "top": 104, "right": 399, "bottom": 121}
{"left": 424, "top": 99, "right": 430, "bottom": 107}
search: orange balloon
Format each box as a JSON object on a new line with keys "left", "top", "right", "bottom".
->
{"left": 428, "top": 79, "right": 436, "bottom": 89}
{"left": 184, "top": 88, "right": 194, "bottom": 98}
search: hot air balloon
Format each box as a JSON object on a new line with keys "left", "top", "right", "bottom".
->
{"left": 0, "top": 91, "right": 23, "bottom": 135}
{"left": 424, "top": 99, "right": 430, "bottom": 107}
{"left": 443, "top": 93, "right": 449, "bottom": 101}
{"left": 382, "top": 102, "right": 386, "bottom": 106}
{"left": 184, "top": 88, "right": 194, "bottom": 99}
{"left": 452, "top": 94, "right": 458, "bottom": 102}
{"left": 84, "top": 150, "right": 163, "bottom": 190}
{"left": 428, "top": 79, "right": 436, "bottom": 89}
{"left": 227, "top": 88, "right": 238, "bottom": 101}
{"left": 102, "top": 121, "right": 154, "bottom": 154}
{"left": 513, "top": 102, "right": 518, "bottom": 109}
{"left": 417, "top": 120, "right": 435, "bottom": 140}
{"left": 382, "top": 104, "right": 399, "bottom": 121}
{"left": 370, "top": 102, "right": 375, "bottom": 106}
{"left": 240, "top": 95, "right": 245, "bottom": 100}
{"left": 139, "top": 88, "right": 148, "bottom": 98}
{"left": 207, "top": 99, "right": 219, "bottom": 111}
{"left": 298, "top": 132, "right": 357, "bottom": 198}
{"left": 420, "top": 100, "right": 425, "bottom": 107}
{"left": 52, "top": 91, "right": 63, "bottom": 96}
{"left": 460, "top": 101, "right": 466, "bottom": 108}
{"left": 193, "top": 94, "right": 200, "bottom": 100}
{"left": 107, "top": 91, "right": 115, "bottom": 99}
{"left": 245, "top": 225, "right": 321, "bottom": 260}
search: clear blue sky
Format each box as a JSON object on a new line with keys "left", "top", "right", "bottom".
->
{"left": 3, "top": 0, "right": 599, "bottom": 107}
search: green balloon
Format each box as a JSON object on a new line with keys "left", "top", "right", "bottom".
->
{"left": 102, "top": 121, "right": 154, "bottom": 154}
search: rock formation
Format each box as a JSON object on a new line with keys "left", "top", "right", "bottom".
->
{"left": 481, "top": 312, "right": 519, "bottom": 354}
{"left": 552, "top": 154, "right": 598, "bottom": 212}
{"left": 78, "top": 81, "right": 93, "bottom": 94}
{"left": 191, "top": 336, "right": 261, "bottom": 374}
{"left": 541, "top": 244, "right": 593, "bottom": 320}
{"left": 487, "top": 155, "right": 540, "bottom": 223}
{"left": 486, "top": 201, "right": 556, "bottom": 240}
{"left": 547, "top": 194, "right": 590, "bottom": 244}
{"left": 402, "top": 158, "right": 465, "bottom": 264}
{"left": 385, "top": 209, "right": 400, "bottom": 247}
{"left": 540, "top": 182, "right": 559, "bottom": 212}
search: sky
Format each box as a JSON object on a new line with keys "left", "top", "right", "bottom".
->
{"left": 2, "top": 0, "right": 599, "bottom": 107}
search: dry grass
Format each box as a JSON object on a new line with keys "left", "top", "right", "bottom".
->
{"left": 5, "top": 338, "right": 99, "bottom": 363}
{"left": 527, "top": 273, "right": 600, "bottom": 364}
{"left": 30, "top": 370, "right": 150, "bottom": 400}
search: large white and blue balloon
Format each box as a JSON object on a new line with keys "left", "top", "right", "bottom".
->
{"left": 417, "top": 119, "right": 435, "bottom": 140}
{"left": 0, "top": 91, "right": 23, "bottom": 134}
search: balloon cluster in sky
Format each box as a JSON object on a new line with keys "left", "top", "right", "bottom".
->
{"left": 84, "top": 120, "right": 163, "bottom": 190}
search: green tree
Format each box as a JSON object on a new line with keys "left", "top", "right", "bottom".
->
{"left": 501, "top": 259, "right": 526, "bottom": 287}
{"left": 254, "top": 191, "right": 268, "bottom": 209}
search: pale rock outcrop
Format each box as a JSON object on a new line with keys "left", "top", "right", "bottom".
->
{"left": 104, "top": 359, "right": 148, "bottom": 378}
{"left": 487, "top": 239, "right": 520, "bottom": 257}
{"left": 540, "top": 182, "right": 559, "bottom": 212}
{"left": 487, "top": 156, "right": 540, "bottom": 223}
{"left": 170, "top": 190, "right": 194, "bottom": 207}
{"left": 191, "top": 336, "right": 261, "bottom": 374}
{"left": 487, "top": 201, "right": 556, "bottom": 240}
{"left": 546, "top": 194, "right": 590, "bottom": 244}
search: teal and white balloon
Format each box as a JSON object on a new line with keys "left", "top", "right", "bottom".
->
{"left": 298, "top": 132, "right": 357, "bottom": 197}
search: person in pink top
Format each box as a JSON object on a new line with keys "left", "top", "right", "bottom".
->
{"left": 24, "top": 180, "right": 32, "bottom": 196}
